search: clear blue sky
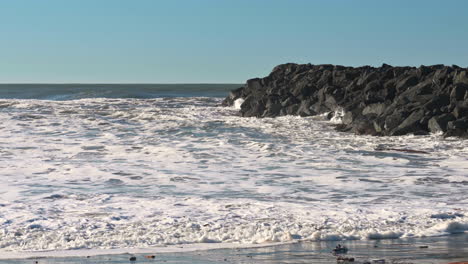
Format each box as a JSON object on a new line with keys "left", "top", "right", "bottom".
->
{"left": 1, "top": 0, "right": 467, "bottom": 83}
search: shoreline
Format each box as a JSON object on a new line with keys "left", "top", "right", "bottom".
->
{"left": 1, "top": 233, "right": 467, "bottom": 264}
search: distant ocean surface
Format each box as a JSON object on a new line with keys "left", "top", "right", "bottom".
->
{"left": 0, "top": 84, "right": 467, "bottom": 258}
{"left": 0, "top": 84, "right": 238, "bottom": 100}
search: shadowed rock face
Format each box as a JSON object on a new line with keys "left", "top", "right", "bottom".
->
{"left": 222, "top": 63, "right": 468, "bottom": 138}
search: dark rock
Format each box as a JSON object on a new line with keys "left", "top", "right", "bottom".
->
{"left": 428, "top": 114, "right": 456, "bottom": 133}
{"left": 445, "top": 118, "right": 468, "bottom": 138}
{"left": 453, "top": 70, "right": 468, "bottom": 85}
{"left": 448, "top": 118, "right": 468, "bottom": 130}
{"left": 281, "top": 96, "right": 299, "bottom": 107}
{"left": 332, "top": 244, "right": 348, "bottom": 254}
{"left": 317, "top": 70, "right": 333, "bottom": 87}
{"left": 297, "top": 100, "right": 315, "bottom": 116}
{"left": 246, "top": 78, "right": 263, "bottom": 90}
{"left": 352, "top": 115, "right": 378, "bottom": 135}
{"left": 223, "top": 63, "right": 468, "bottom": 138}
{"left": 424, "top": 95, "right": 450, "bottom": 111}
{"left": 292, "top": 82, "right": 315, "bottom": 98}
{"left": 221, "top": 87, "right": 243, "bottom": 106}
{"left": 325, "top": 93, "right": 340, "bottom": 110}
{"left": 263, "top": 105, "right": 281, "bottom": 117}
{"left": 336, "top": 256, "right": 355, "bottom": 262}
{"left": 240, "top": 95, "right": 265, "bottom": 117}
{"left": 284, "top": 104, "right": 300, "bottom": 116}
{"left": 396, "top": 74, "right": 419, "bottom": 92}
{"left": 391, "top": 110, "right": 425, "bottom": 135}
{"left": 451, "top": 83, "right": 468, "bottom": 101}
{"left": 384, "top": 111, "right": 408, "bottom": 132}
{"left": 262, "top": 96, "right": 282, "bottom": 117}
{"left": 453, "top": 103, "right": 468, "bottom": 118}
{"left": 357, "top": 72, "right": 379, "bottom": 87}
{"left": 364, "top": 80, "right": 387, "bottom": 103}
{"left": 362, "top": 103, "right": 386, "bottom": 116}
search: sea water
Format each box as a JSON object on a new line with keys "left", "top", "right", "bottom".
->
{"left": 0, "top": 84, "right": 467, "bottom": 258}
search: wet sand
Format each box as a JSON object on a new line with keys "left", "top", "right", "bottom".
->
{"left": 2, "top": 233, "right": 467, "bottom": 264}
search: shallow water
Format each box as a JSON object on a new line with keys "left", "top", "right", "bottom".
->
{"left": 0, "top": 89, "right": 467, "bottom": 257}
{"left": 3, "top": 234, "right": 468, "bottom": 263}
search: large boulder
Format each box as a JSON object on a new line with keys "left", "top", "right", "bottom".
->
{"left": 450, "top": 83, "right": 468, "bottom": 101}
{"left": 390, "top": 110, "right": 426, "bottom": 136}
{"left": 223, "top": 63, "right": 468, "bottom": 138}
{"left": 445, "top": 118, "right": 468, "bottom": 138}
{"left": 428, "top": 114, "right": 456, "bottom": 133}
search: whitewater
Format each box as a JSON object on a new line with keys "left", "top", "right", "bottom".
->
{"left": 0, "top": 85, "right": 467, "bottom": 258}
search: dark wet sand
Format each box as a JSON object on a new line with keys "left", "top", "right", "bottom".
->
{"left": 2, "top": 233, "right": 467, "bottom": 264}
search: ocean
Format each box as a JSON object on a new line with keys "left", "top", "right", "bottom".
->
{"left": 0, "top": 84, "right": 467, "bottom": 262}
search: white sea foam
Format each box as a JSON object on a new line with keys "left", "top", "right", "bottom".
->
{"left": 233, "top": 98, "right": 245, "bottom": 110}
{"left": 329, "top": 108, "right": 345, "bottom": 123}
{"left": 0, "top": 97, "right": 467, "bottom": 258}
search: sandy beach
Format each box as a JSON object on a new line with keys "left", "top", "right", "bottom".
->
{"left": 1, "top": 233, "right": 466, "bottom": 264}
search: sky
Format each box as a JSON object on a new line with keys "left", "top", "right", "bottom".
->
{"left": 0, "top": 0, "right": 467, "bottom": 83}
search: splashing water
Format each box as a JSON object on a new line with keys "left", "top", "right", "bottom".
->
{"left": 0, "top": 94, "right": 467, "bottom": 257}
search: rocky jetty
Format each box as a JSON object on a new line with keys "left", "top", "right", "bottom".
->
{"left": 223, "top": 63, "right": 468, "bottom": 138}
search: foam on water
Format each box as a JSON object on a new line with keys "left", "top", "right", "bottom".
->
{"left": 0, "top": 97, "right": 467, "bottom": 258}
{"left": 233, "top": 98, "right": 245, "bottom": 110}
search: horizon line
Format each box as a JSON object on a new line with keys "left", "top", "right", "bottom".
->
{"left": 0, "top": 82, "right": 244, "bottom": 85}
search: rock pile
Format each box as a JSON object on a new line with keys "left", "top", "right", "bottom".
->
{"left": 223, "top": 63, "right": 468, "bottom": 138}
